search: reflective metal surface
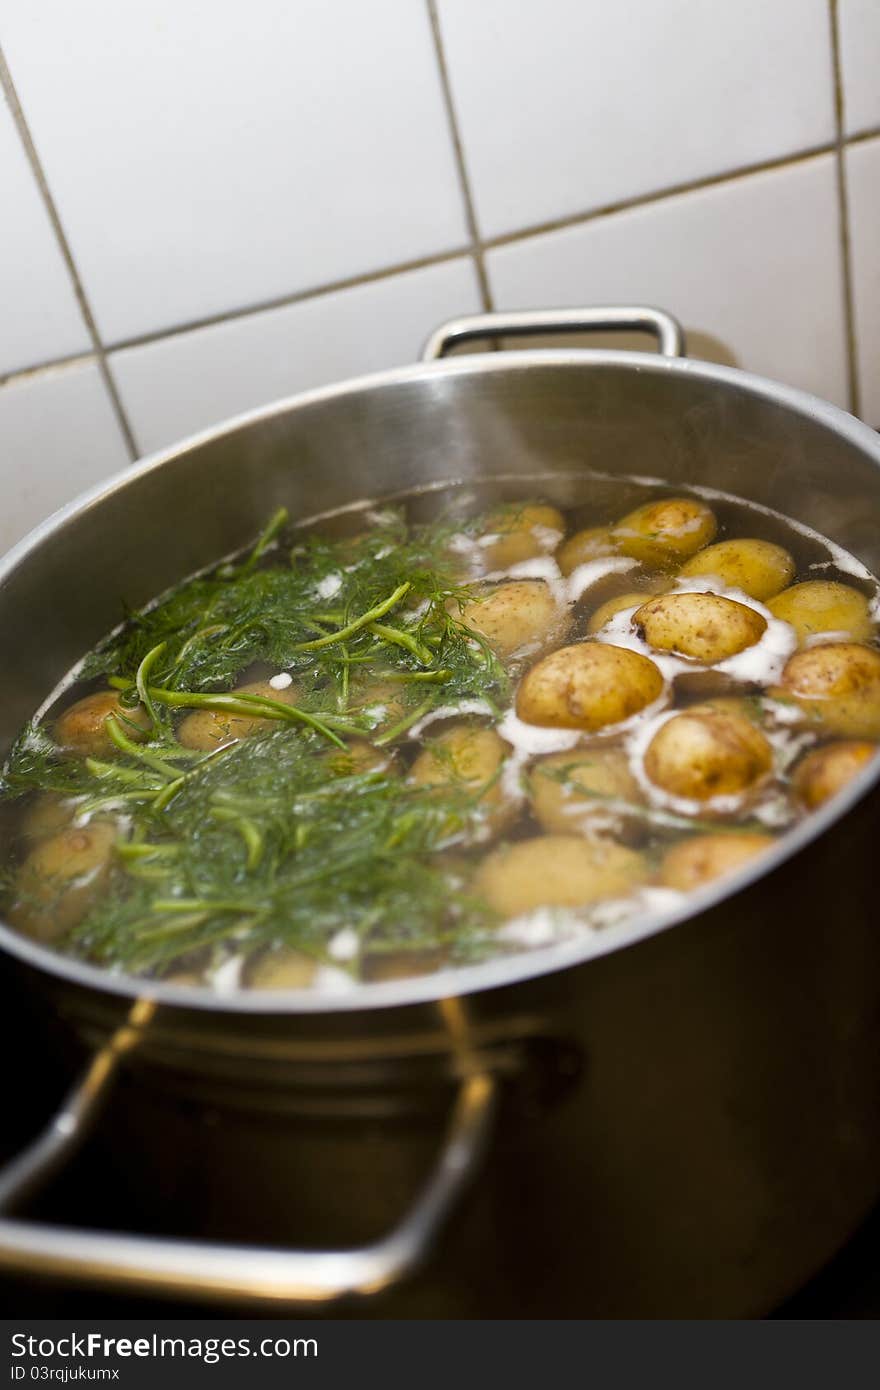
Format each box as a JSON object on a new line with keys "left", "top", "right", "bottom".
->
{"left": 1, "top": 310, "right": 879, "bottom": 1314}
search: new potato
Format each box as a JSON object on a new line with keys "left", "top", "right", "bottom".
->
{"left": 586, "top": 592, "right": 652, "bottom": 634}
{"left": 792, "top": 739, "right": 876, "bottom": 809}
{"left": 611, "top": 497, "right": 717, "bottom": 568}
{"left": 768, "top": 580, "right": 873, "bottom": 644}
{"left": 455, "top": 580, "right": 565, "bottom": 659}
{"left": 177, "top": 680, "right": 299, "bottom": 750}
{"left": 247, "top": 946, "right": 317, "bottom": 989}
{"left": 644, "top": 706, "right": 773, "bottom": 802}
{"left": 55, "top": 690, "right": 151, "bottom": 757}
{"left": 557, "top": 526, "right": 619, "bottom": 577}
{"left": 475, "top": 834, "right": 647, "bottom": 918}
{"left": 679, "top": 538, "right": 795, "bottom": 600}
{"left": 660, "top": 832, "right": 775, "bottom": 891}
{"left": 478, "top": 503, "right": 565, "bottom": 570}
{"left": 776, "top": 642, "right": 880, "bottom": 738}
{"left": 410, "top": 725, "right": 513, "bottom": 834}
{"left": 633, "top": 592, "right": 767, "bottom": 663}
{"left": 9, "top": 821, "right": 118, "bottom": 942}
{"left": 516, "top": 642, "right": 664, "bottom": 731}
{"left": 529, "top": 747, "right": 643, "bottom": 840}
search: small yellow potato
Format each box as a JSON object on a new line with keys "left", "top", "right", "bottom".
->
{"left": 644, "top": 707, "right": 773, "bottom": 802}
{"left": 475, "top": 834, "right": 648, "bottom": 918}
{"left": 557, "top": 526, "right": 619, "bottom": 577}
{"left": 660, "top": 832, "right": 776, "bottom": 892}
{"left": 516, "top": 642, "right": 664, "bottom": 731}
{"left": 161, "top": 968, "right": 205, "bottom": 987}
{"left": 20, "top": 793, "right": 81, "bottom": 844}
{"left": 611, "top": 497, "right": 717, "bottom": 568}
{"left": 9, "top": 821, "right": 118, "bottom": 942}
{"left": 792, "top": 739, "right": 876, "bottom": 809}
{"left": 54, "top": 690, "right": 151, "bottom": 757}
{"left": 679, "top": 538, "right": 795, "bottom": 600}
{"left": 633, "top": 592, "right": 767, "bottom": 663}
{"left": 529, "top": 748, "right": 643, "bottom": 839}
{"left": 247, "top": 946, "right": 317, "bottom": 990}
{"left": 353, "top": 679, "right": 410, "bottom": 731}
{"left": 324, "top": 739, "right": 394, "bottom": 776}
{"left": 767, "top": 580, "right": 874, "bottom": 645}
{"left": 455, "top": 580, "right": 565, "bottom": 659}
{"left": 363, "top": 949, "right": 445, "bottom": 982}
{"left": 410, "top": 725, "right": 513, "bottom": 833}
{"left": 777, "top": 643, "right": 880, "bottom": 738}
{"left": 586, "top": 592, "right": 651, "bottom": 634}
{"left": 479, "top": 503, "right": 565, "bottom": 570}
{"left": 177, "top": 680, "right": 299, "bottom": 751}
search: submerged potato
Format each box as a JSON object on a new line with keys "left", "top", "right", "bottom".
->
{"left": 479, "top": 503, "right": 565, "bottom": 570}
{"left": 516, "top": 642, "right": 664, "bottom": 731}
{"left": 660, "top": 832, "right": 775, "bottom": 891}
{"left": 54, "top": 690, "right": 151, "bottom": 757}
{"left": 324, "top": 739, "right": 394, "bottom": 777}
{"left": 586, "top": 591, "right": 652, "bottom": 634}
{"left": 247, "top": 946, "right": 317, "bottom": 990}
{"left": 612, "top": 497, "right": 717, "bottom": 568}
{"left": 792, "top": 739, "right": 876, "bottom": 809}
{"left": 475, "top": 834, "right": 647, "bottom": 918}
{"left": 557, "top": 526, "right": 619, "bottom": 577}
{"left": 633, "top": 592, "right": 767, "bottom": 663}
{"left": 410, "top": 725, "right": 513, "bottom": 833}
{"left": 9, "top": 821, "right": 118, "bottom": 942}
{"left": 644, "top": 706, "right": 773, "bottom": 802}
{"left": 455, "top": 580, "right": 564, "bottom": 659}
{"left": 20, "top": 793, "right": 81, "bottom": 843}
{"left": 529, "top": 747, "right": 643, "bottom": 839}
{"left": 767, "top": 580, "right": 874, "bottom": 644}
{"left": 177, "top": 680, "right": 299, "bottom": 751}
{"left": 777, "top": 643, "right": 880, "bottom": 738}
{"left": 679, "top": 538, "right": 795, "bottom": 600}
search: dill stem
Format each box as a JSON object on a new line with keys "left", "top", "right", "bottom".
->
{"left": 84, "top": 757, "right": 163, "bottom": 788}
{"left": 140, "top": 688, "right": 347, "bottom": 749}
{"left": 293, "top": 582, "right": 411, "bottom": 651}
{"left": 152, "top": 897, "right": 263, "bottom": 915}
{"left": 105, "top": 717, "right": 182, "bottom": 780}
{"left": 135, "top": 641, "right": 167, "bottom": 729}
{"left": 368, "top": 621, "right": 434, "bottom": 665}
{"left": 373, "top": 696, "right": 436, "bottom": 747}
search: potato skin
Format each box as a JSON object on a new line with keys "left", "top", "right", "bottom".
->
{"left": 679, "top": 538, "right": 795, "bottom": 600}
{"left": 479, "top": 503, "right": 565, "bottom": 570}
{"left": 768, "top": 580, "right": 874, "bottom": 644}
{"left": 529, "top": 747, "right": 642, "bottom": 839}
{"left": 792, "top": 739, "right": 876, "bottom": 809}
{"left": 644, "top": 707, "right": 773, "bottom": 801}
{"left": 633, "top": 592, "right": 766, "bottom": 663}
{"left": 456, "top": 580, "right": 565, "bottom": 659}
{"left": 475, "top": 834, "right": 647, "bottom": 918}
{"left": 612, "top": 497, "right": 717, "bottom": 568}
{"left": 55, "top": 691, "right": 151, "bottom": 757}
{"left": 20, "top": 793, "right": 81, "bottom": 844}
{"left": 177, "top": 680, "right": 298, "bottom": 751}
{"left": 557, "top": 526, "right": 619, "bottom": 577}
{"left": 660, "top": 832, "right": 775, "bottom": 891}
{"left": 777, "top": 642, "right": 880, "bottom": 738}
{"left": 410, "top": 725, "right": 513, "bottom": 833}
{"left": 517, "top": 642, "right": 664, "bottom": 731}
{"left": 586, "top": 592, "right": 650, "bottom": 634}
{"left": 324, "top": 739, "right": 394, "bottom": 777}
{"left": 247, "top": 946, "right": 317, "bottom": 989}
{"left": 9, "top": 821, "right": 118, "bottom": 942}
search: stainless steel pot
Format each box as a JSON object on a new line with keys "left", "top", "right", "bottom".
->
{"left": 1, "top": 306, "right": 880, "bottom": 1318}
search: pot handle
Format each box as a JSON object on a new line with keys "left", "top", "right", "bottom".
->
{"left": 0, "top": 1017, "right": 497, "bottom": 1306}
{"left": 421, "top": 305, "right": 686, "bottom": 361}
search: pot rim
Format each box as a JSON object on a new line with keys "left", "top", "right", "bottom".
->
{"left": 2, "top": 346, "right": 879, "bottom": 1016}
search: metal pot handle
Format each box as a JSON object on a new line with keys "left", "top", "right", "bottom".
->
{"left": 421, "top": 305, "right": 686, "bottom": 361}
{"left": 0, "top": 1010, "right": 497, "bottom": 1306}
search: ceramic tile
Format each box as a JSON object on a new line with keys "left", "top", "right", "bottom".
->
{"left": 0, "top": 360, "right": 130, "bottom": 555}
{"left": 0, "top": 93, "right": 90, "bottom": 375}
{"left": 2, "top": 0, "right": 469, "bottom": 342}
{"left": 838, "top": 0, "right": 880, "bottom": 135}
{"left": 110, "top": 257, "right": 482, "bottom": 454}
{"left": 487, "top": 154, "right": 848, "bottom": 408}
{"left": 847, "top": 138, "right": 880, "bottom": 426}
{"left": 437, "top": 0, "right": 835, "bottom": 239}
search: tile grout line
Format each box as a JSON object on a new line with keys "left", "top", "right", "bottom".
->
{"left": 828, "top": 0, "right": 861, "bottom": 418}
{"left": 0, "top": 45, "right": 141, "bottom": 459}
{"left": 4, "top": 128, "right": 880, "bottom": 391}
{"left": 425, "top": 0, "right": 495, "bottom": 313}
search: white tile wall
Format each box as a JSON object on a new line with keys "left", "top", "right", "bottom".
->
{"left": 1, "top": 0, "right": 878, "bottom": 553}
{"left": 487, "top": 155, "right": 849, "bottom": 408}
{"left": 0, "top": 361, "right": 130, "bottom": 553}
{"left": 437, "top": 0, "right": 835, "bottom": 239}
{"left": 1, "top": 0, "right": 470, "bottom": 342}
{"left": 847, "top": 138, "right": 880, "bottom": 426}
{"left": 838, "top": 0, "right": 880, "bottom": 136}
{"left": 110, "top": 258, "right": 481, "bottom": 454}
{"left": 0, "top": 92, "right": 90, "bottom": 376}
